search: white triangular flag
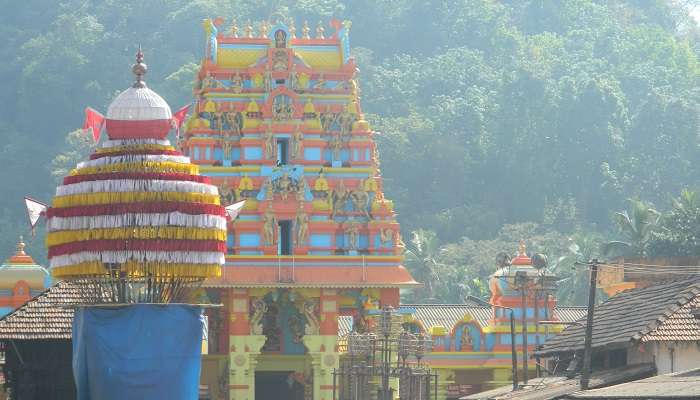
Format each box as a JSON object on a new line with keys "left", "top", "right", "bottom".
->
{"left": 225, "top": 200, "right": 246, "bottom": 221}
{"left": 24, "top": 197, "right": 47, "bottom": 229}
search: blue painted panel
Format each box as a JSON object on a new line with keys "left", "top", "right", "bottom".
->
{"left": 359, "top": 235, "right": 368, "bottom": 248}
{"left": 304, "top": 147, "right": 321, "bottom": 161}
{"left": 227, "top": 234, "right": 234, "bottom": 248}
{"left": 244, "top": 147, "right": 263, "bottom": 160}
{"left": 341, "top": 149, "right": 349, "bottom": 161}
{"left": 205, "top": 147, "right": 211, "bottom": 160}
{"left": 193, "top": 147, "right": 200, "bottom": 160}
{"left": 310, "top": 234, "right": 332, "bottom": 247}
{"left": 365, "top": 148, "right": 370, "bottom": 161}
{"left": 353, "top": 149, "right": 359, "bottom": 161}
{"left": 485, "top": 333, "right": 496, "bottom": 351}
{"left": 323, "top": 149, "right": 332, "bottom": 162}
{"left": 240, "top": 233, "right": 260, "bottom": 247}
{"left": 501, "top": 334, "right": 511, "bottom": 345}
{"left": 526, "top": 308, "right": 534, "bottom": 318}
{"left": 214, "top": 148, "right": 223, "bottom": 161}
{"left": 232, "top": 148, "right": 241, "bottom": 161}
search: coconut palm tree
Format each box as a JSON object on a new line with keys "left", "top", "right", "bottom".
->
{"left": 602, "top": 199, "right": 660, "bottom": 258}
{"left": 404, "top": 229, "right": 443, "bottom": 303}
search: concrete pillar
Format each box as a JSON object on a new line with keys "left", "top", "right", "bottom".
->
{"left": 303, "top": 335, "right": 340, "bottom": 400}
{"left": 228, "top": 335, "right": 266, "bottom": 400}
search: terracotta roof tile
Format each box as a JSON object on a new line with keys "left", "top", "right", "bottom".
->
{"left": 538, "top": 277, "right": 700, "bottom": 356}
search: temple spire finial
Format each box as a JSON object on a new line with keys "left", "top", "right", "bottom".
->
{"left": 132, "top": 45, "right": 148, "bottom": 88}
{"left": 16, "top": 236, "right": 26, "bottom": 256}
{"left": 518, "top": 239, "right": 526, "bottom": 257}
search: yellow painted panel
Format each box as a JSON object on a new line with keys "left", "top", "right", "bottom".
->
{"left": 217, "top": 48, "right": 266, "bottom": 68}
{"left": 295, "top": 50, "right": 342, "bottom": 70}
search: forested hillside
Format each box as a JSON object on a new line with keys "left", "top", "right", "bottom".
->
{"left": 1, "top": 1, "right": 698, "bottom": 305}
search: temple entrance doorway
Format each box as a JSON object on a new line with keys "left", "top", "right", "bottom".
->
{"left": 255, "top": 371, "right": 305, "bottom": 400}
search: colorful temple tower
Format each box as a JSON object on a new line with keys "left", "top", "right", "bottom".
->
{"left": 183, "top": 18, "right": 418, "bottom": 400}
{"left": 405, "top": 242, "right": 572, "bottom": 398}
{"left": 0, "top": 237, "right": 50, "bottom": 316}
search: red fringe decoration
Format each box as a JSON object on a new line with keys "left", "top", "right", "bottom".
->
{"left": 46, "top": 201, "right": 226, "bottom": 218}
{"left": 89, "top": 149, "right": 183, "bottom": 160}
{"left": 48, "top": 239, "right": 226, "bottom": 258}
{"left": 62, "top": 172, "right": 212, "bottom": 185}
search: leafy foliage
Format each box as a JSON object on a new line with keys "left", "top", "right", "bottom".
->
{"left": 0, "top": 1, "right": 698, "bottom": 306}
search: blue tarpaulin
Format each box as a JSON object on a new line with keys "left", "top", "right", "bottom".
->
{"left": 73, "top": 304, "right": 203, "bottom": 400}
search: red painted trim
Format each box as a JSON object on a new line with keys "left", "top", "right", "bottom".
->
{"left": 62, "top": 172, "right": 211, "bottom": 185}
{"left": 47, "top": 202, "right": 225, "bottom": 218}
{"left": 106, "top": 119, "right": 172, "bottom": 140}
{"left": 48, "top": 239, "right": 226, "bottom": 257}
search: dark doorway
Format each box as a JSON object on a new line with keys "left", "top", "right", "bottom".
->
{"left": 278, "top": 220, "right": 292, "bottom": 255}
{"left": 255, "top": 371, "right": 304, "bottom": 400}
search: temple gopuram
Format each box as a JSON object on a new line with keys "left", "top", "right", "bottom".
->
{"left": 183, "top": 18, "right": 418, "bottom": 400}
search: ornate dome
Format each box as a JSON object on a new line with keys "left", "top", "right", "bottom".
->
{"left": 104, "top": 48, "right": 173, "bottom": 140}
{"left": 46, "top": 50, "right": 225, "bottom": 286}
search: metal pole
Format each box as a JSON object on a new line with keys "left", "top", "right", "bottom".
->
{"left": 509, "top": 309, "right": 518, "bottom": 391}
{"left": 581, "top": 260, "right": 599, "bottom": 390}
{"left": 534, "top": 283, "right": 540, "bottom": 378}
{"left": 521, "top": 287, "right": 528, "bottom": 385}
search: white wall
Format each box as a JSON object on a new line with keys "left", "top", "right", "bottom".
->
{"left": 628, "top": 342, "right": 700, "bottom": 374}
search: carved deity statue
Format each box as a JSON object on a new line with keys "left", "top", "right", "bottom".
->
{"left": 275, "top": 29, "right": 287, "bottom": 48}
{"left": 295, "top": 208, "right": 309, "bottom": 246}
{"left": 338, "top": 104, "right": 356, "bottom": 137}
{"left": 272, "top": 49, "right": 288, "bottom": 71}
{"left": 331, "top": 181, "right": 348, "bottom": 219}
{"left": 263, "top": 125, "right": 275, "bottom": 160}
{"left": 331, "top": 133, "right": 343, "bottom": 161}
{"left": 291, "top": 124, "right": 303, "bottom": 159}
{"left": 320, "top": 105, "right": 335, "bottom": 133}
{"left": 380, "top": 228, "right": 393, "bottom": 245}
{"left": 277, "top": 173, "right": 292, "bottom": 200}
{"left": 263, "top": 206, "right": 277, "bottom": 246}
{"left": 350, "top": 186, "right": 370, "bottom": 219}
{"left": 226, "top": 111, "right": 243, "bottom": 136}
{"left": 314, "top": 171, "right": 329, "bottom": 192}
{"left": 345, "top": 221, "right": 360, "bottom": 250}
{"left": 250, "top": 298, "right": 268, "bottom": 335}
{"left": 313, "top": 73, "right": 326, "bottom": 91}
{"left": 303, "top": 299, "right": 320, "bottom": 335}
{"left": 230, "top": 72, "right": 243, "bottom": 94}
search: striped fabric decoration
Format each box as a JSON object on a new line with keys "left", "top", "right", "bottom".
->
{"left": 46, "top": 138, "right": 226, "bottom": 279}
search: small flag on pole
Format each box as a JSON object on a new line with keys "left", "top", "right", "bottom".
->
{"left": 225, "top": 200, "right": 246, "bottom": 221}
{"left": 171, "top": 104, "right": 190, "bottom": 134}
{"left": 24, "top": 197, "right": 48, "bottom": 236}
{"left": 83, "top": 107, "right": 105, "bottom": 143}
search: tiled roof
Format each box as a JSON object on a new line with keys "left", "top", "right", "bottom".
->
{"left": 538, "top": 277, "right": 700, "bottom": 356}
{"left": 0, "top": 281, "right": 83, "bottom": 340}
{"left": 641, "top": 295, "right": 700, "bottom": 342}
{"left": 567, "top": 367, "right": 700, "bottom": 399}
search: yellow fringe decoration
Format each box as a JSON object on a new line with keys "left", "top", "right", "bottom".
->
{"left": 47, "top": 226, "right": 226, "bottom": 246}
{"left": 95, "top": 144, "right": 176, "bottom": 154}
{"left": 51, "top": 191, "right": 220, "bottom": 208}
{"left": 51, "top": 261, "right": 222, "bottom": 279}
{"left": 70, "top": 161, "right": 199, "bottom": 176}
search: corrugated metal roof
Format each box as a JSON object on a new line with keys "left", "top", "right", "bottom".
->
{"left": 538, "top": 277, "right": 700, "bottom": 357}
{"left": 400, "top": 303, "right": 492, "bottom": 331}
{"left": 568, "top": 368, "right": 700, "bottom": 399}
{"left": 462, "top": 363, "right": 656, "bottom": 400}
